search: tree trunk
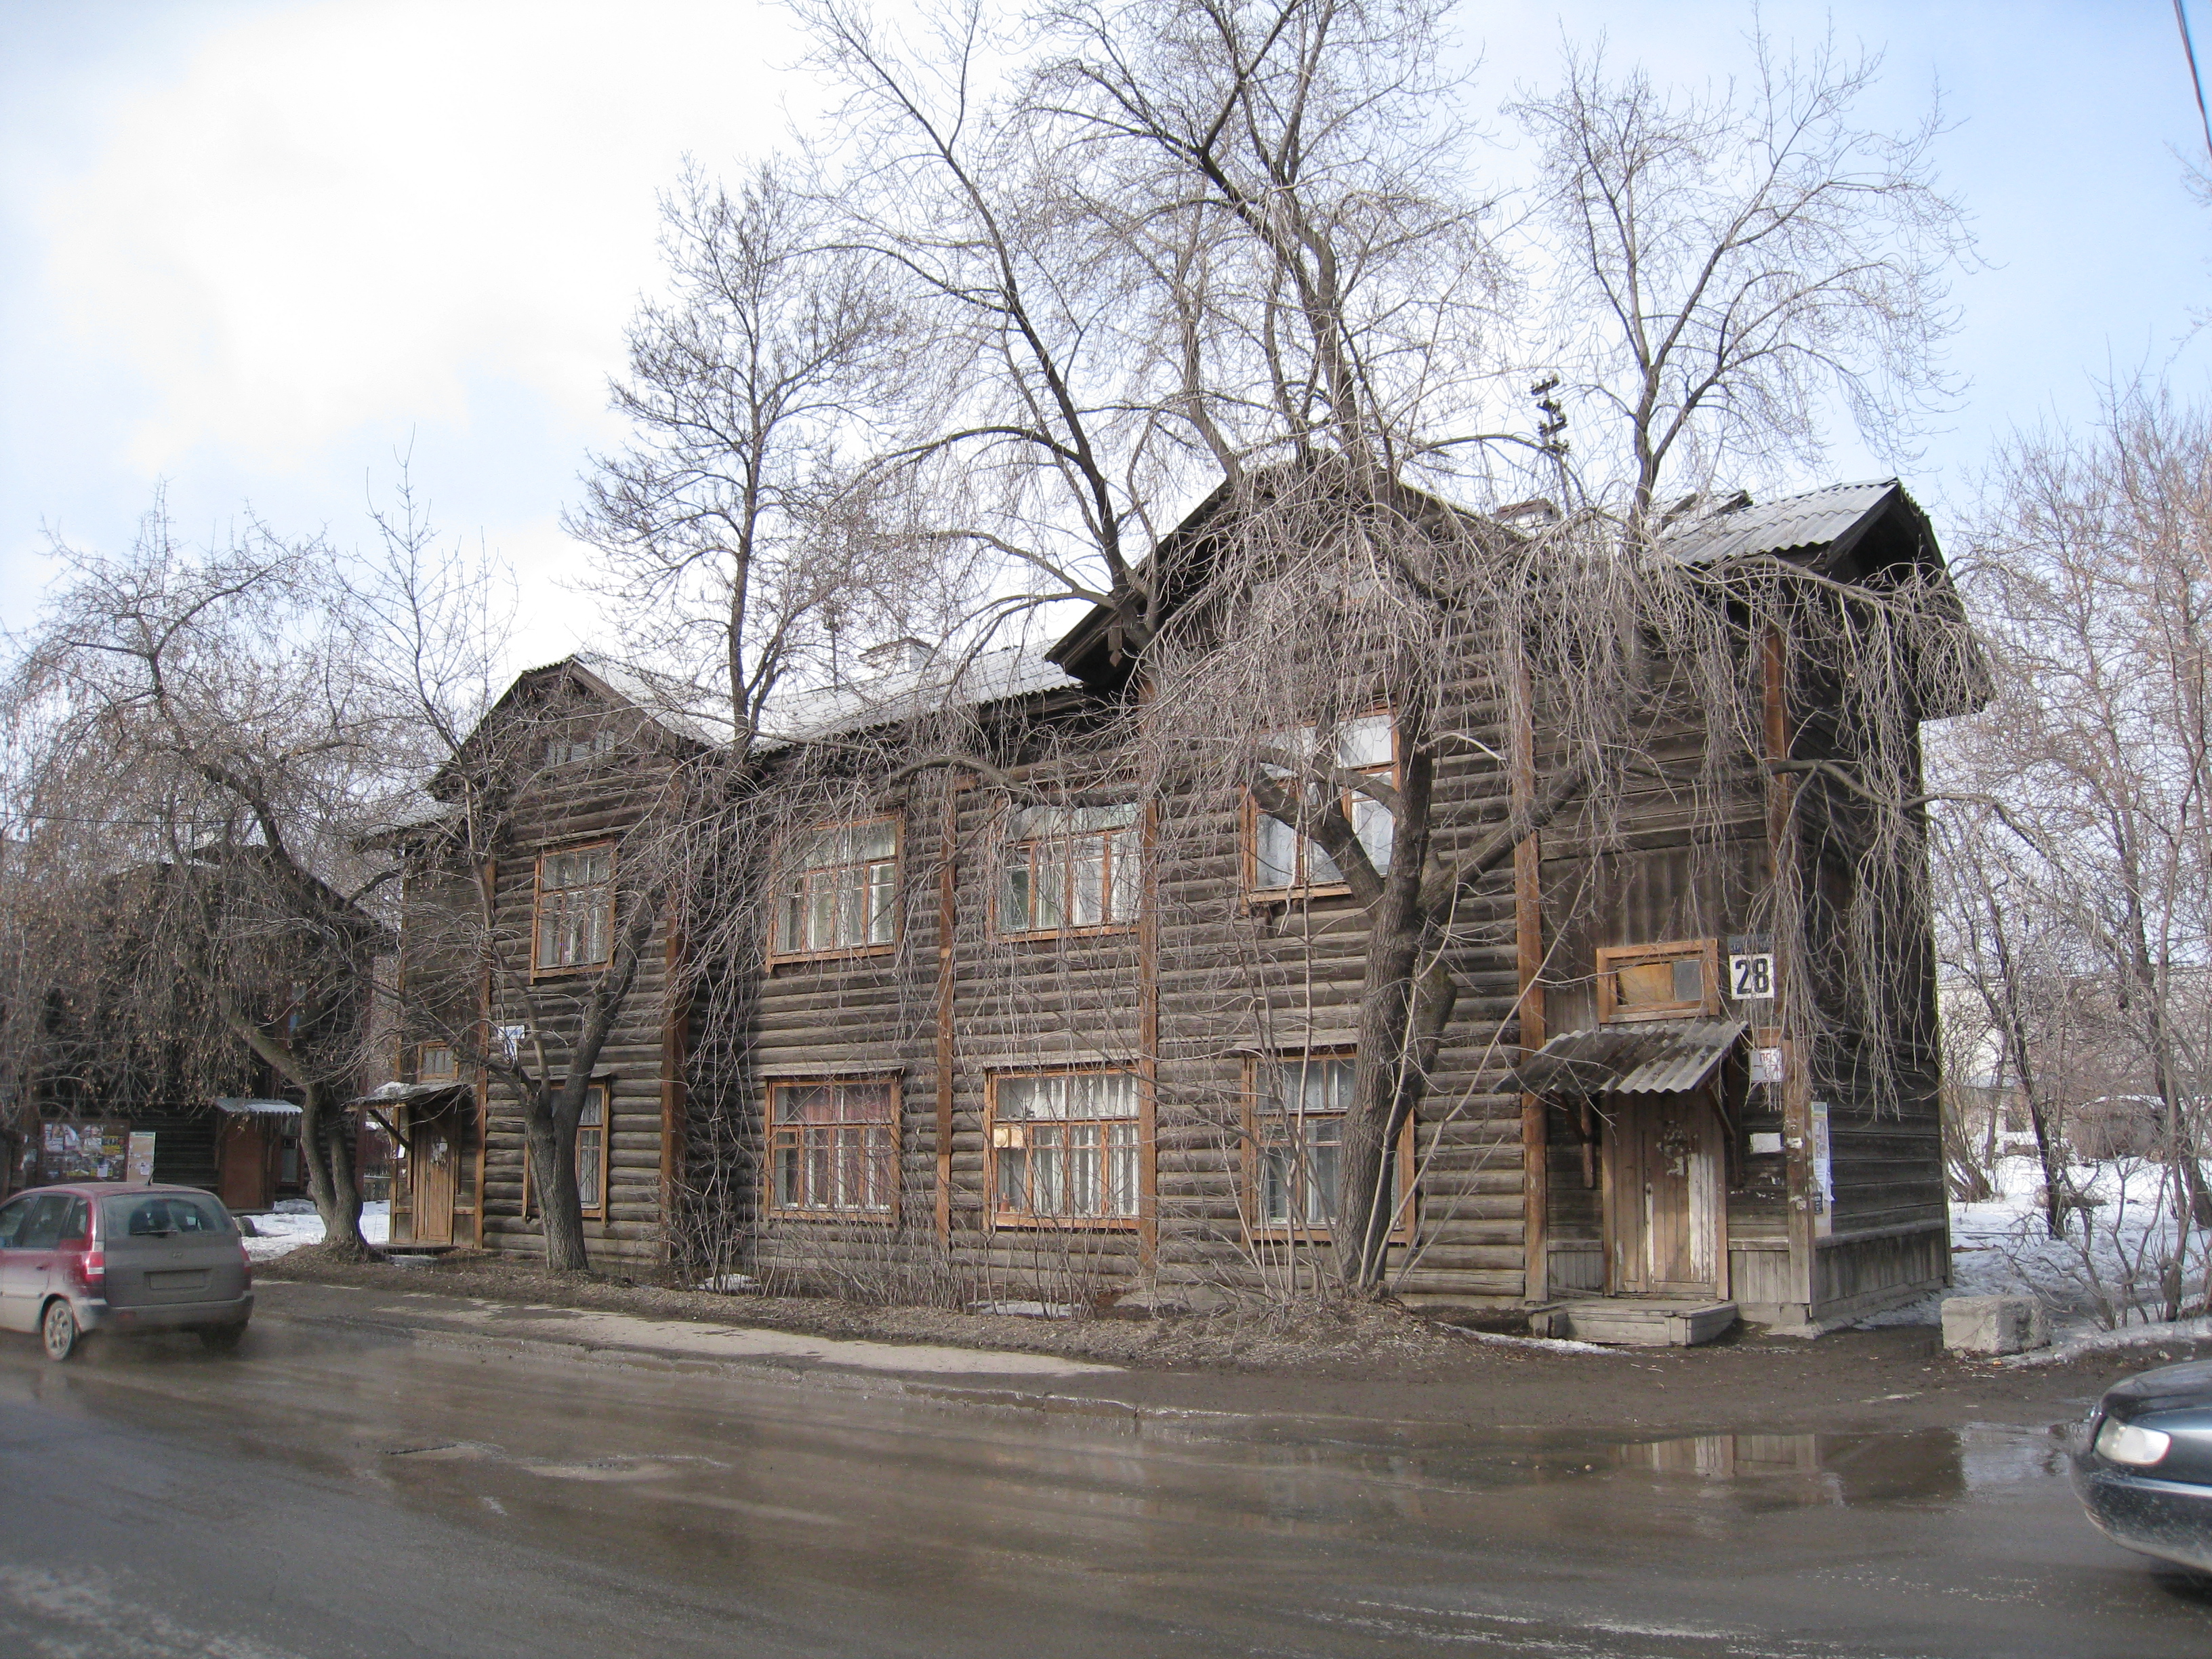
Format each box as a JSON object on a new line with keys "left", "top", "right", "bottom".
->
{"left": 1333, "top": 731, "right": 1437, "bottom": 1292}
{"left": 297, "top": 1081, "right": 367, "bottom": 1254}
{"left": 524, "top": 1081, "right": 591, "bottom": 1273}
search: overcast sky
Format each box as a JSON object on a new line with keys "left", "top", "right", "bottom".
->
{"left": 3, "top": 0, "right": 2208, "bottom": 673}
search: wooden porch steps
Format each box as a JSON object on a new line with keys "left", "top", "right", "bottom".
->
{"left": 1530, "top": 1299, "right": 1739, "bottom": 1347}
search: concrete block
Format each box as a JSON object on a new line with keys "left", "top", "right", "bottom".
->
{"left": 1941, "top": 1295, "right": 2049, "bottom": 1355}
{"left": 1551, "top": 1300, "right": 1738, "bottom": 1347}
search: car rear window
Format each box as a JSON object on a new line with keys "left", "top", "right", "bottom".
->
{"left": 103, "top": 1194, "right": 232, "bottom": 1239}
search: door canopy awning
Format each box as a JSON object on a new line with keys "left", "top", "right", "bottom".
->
{"left": 1507, "top": 1019, "right": 1748, "bottom": 1100}
{"left": 344, "top": 1080, "right": 471, "bottom": 1109}
{"left": 212, "top": 1097, "right": 303, "bottom": 1117}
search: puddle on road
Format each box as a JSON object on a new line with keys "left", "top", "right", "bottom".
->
{"left": 1600, "top": 1424, "right": 2066, "bottom": 1506}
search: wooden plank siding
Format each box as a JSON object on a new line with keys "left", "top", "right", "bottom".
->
{"left": 405, "top": 537, "right": 1955, "bottom": 1322}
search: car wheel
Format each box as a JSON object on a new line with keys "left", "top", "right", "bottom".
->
{"left": 199, "top": 1324, "right": 246, "bottom": 1354}
{"left": 41, "top": 1300, "right": 82, "bottom": 1362}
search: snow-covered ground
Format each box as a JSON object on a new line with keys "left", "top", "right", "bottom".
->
{"left": 1866, "top": 1151, "right": 2212, "bottom": 1338}
{"left": 241, "top": 1200, "right": 389, "bottom": 1261}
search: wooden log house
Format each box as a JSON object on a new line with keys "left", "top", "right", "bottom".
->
{"left": 388, "top": 480, "right": 1969, "bottom": 1334}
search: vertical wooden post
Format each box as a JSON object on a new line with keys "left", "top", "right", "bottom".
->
{"left": 658, "top": 924, "right": 687, "bottom": 1264}
{"left": 1511, "top": 657, "right": 1549, "bottom": 1305}
{"left": 935, "top": 779, "right": 959, "bottom": 1246}
{"left": 471, "top": 857, "right": 496, "bottom": 1251}
{"left": 1763, "top": 623, "right": 1816, "bottom": 1316}
{"left": 1136, "top": 679, "right": 1161, "bottom": 1272}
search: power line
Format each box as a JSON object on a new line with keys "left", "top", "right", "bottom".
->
{"left": 2176, "top": 0, "right": 2212, "bottom": 161}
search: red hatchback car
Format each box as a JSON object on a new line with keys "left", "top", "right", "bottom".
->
{"left": 0, "top": 1183, "right": 254, "bottom": 1359}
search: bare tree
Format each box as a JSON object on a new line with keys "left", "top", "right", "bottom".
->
{"left": 1512, "top": 32, "right": 1969, "bottom": 529}
{"left": 571, "top": 158, "right": 930, "bottom": 738}
{"left": 1936, "top": 386, "right": 2212, "bottom": 1319}
{"left": 1, "top": 504, "right": 409, "bottom": 1253}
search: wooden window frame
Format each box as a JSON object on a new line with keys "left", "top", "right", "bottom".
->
{"left": 416, "top": 1041, "right": 457, "bottom": 1083}
{"left": 531, "top": 841, "right": 617, "bottom": 979}
{"left": 766, "top": 815, "right": 903, "bottom": 966}
{"left": 542, "top": 724, "right": 621, "bottom": 771}
{"left": 762, "top": 1076, "right": 901, "bottom": 1223}
{"left": 992, "top": 802, "right": 1143, "bottom": 941}
{"left": 1595, "top": 938, "right": 1723, "bottom": 1024}
{"left": 985, "top": 1067, "right": 1146, "bottom": 1231}
{"left": 521, "top": 1079, "right": 612, "bottom": 1221}
{"left": 1244, "top": 708, "right": 1397, "bottom": 902}
{"left": 1242, "top": 1052, "right": 1416, "bottom": 1245}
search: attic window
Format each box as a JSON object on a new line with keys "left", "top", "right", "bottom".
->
{"left": 546, "top": 728, "right": 620, "bottom": 768}
{"left": 1595, "top": 940, "right": 1719, "bottom": 1024}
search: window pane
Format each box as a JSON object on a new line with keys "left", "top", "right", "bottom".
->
{"left": 775, "top": 1139, "right": 800, "bottom": 1207}
{"left": 1338, "top": 715, "right": 1393, "bottom": 769}
{"left": 867, "top": 862, "right": 897, "bottom": 944}
{"left": 999, "top": 851, "right": 1032, "bottom": 932}
{"left": 851, "top": 820, "right": 897, "bottom": 862}
{"left": 1307, "top": 1124, "right": 1342, "bottom": 1224}
{"left": 1070, "top": 840, "right": 1105, "bottom": 927}
{"left": 1255, "top": 814, "right": 1298, "bottom": 888}
{"left": 1031, "top": 1124, "right": 1065, "bottom": 1214}
{"left": 1063, "top": 1128, "right": 1099, "bottom": 1217}
{"left": 1352, "top": 792, "right": 1393, "bottom": 874}
{"left": 1306, "top": 834, "right": 1343, "bottom": 885}
{"left": 1106, "top": 1120, "right": 1140, "bottom": 1216}
{"left": 1672, "top": 957, "right": 1704, "bottom": 1002}
{"left": 575, "top": 1128, "right": 602, "bottom": 1208}
{"left": 1260, "top": 1147, "right": 1293, "bottom": 1223}
{"left": 1107, "top": 827, "right": 1141, "bottom": 921}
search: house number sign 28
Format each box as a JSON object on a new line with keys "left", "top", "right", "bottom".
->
{"left": 1729, "top": 952, "right": 1775, "bottom": 1000}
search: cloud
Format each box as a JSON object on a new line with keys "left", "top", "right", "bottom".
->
{"left": 31, "top": 0, "right": 806, "bottom": 476}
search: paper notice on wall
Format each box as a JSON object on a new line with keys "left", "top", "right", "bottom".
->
{"left": 1750, "top": 1046, "right": 1785, "bottom": 1085}
{"left": 1809, "top": 1100, "right": 1833, "bottom": 1232}
{"left": 127, "top": 1132, "right": 156, "bottom": 1183}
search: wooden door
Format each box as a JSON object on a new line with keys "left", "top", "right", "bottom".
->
{"left": 1605, "top": 1090, "right": 1723, "bottom": 1296}
{"left": 216, "top": 1120, "right": 268, "bottom": 1212}
{"left": 413, "top": 1122, "right": 455, "bottom": 1246}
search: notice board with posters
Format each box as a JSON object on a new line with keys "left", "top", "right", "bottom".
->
{"left": 38, "top": 1120, "right": 129, "bottom": 1183}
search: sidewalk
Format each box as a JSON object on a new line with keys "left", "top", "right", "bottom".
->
{"left": 251, "top": 1275, "right": 2170, "bottom": 1443}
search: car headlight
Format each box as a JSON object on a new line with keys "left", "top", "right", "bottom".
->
{"left": 2095, "top": 1416, "right": 2173, "bottom": 1467}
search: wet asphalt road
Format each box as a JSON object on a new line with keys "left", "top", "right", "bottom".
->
{"left": 1, "top": 1308, "right": 2209, "bottom": 1658}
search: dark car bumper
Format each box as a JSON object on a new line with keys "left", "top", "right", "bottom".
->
{"left": 73, "top": 1292, "right": 253, "bottom": 1335}
{"left": 2073, "top": 1457, "right": 2212, "bottom": 1572}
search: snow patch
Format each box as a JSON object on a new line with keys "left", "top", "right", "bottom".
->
{"left": 1446, "top": 1326, "right": 1623, "bottom": 1357}
{"left": 241, "top": 1200, "right": 388, "bottom": 1260}
{"left": 1853, "top": 1155, "right": 2212, "bottom": 1341}
{"left": 2001, "top": 1315, "right": 2212, "bottom": 1368}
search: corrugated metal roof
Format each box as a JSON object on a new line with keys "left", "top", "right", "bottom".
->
{"left": 1508, "top": 1019, "right": 1747, "bottom": 1098}
{"left": 756, "top": 646, "right": 1085, "bottom": 750}
{"left": 1660, "top": 480, "right": 1898, "bottom": 567}
{"left": 346, "top": 1081, "right": 471, "bottom": 1108}
{"left": 567, "top": 652, "right": 733, "bottom": 749}
{"left": 212, "top": 1097, "right": 302, "bottom": 1117}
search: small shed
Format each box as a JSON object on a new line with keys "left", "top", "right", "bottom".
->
{"left": 212, "top": 1098, "right": 305, "bottom": 1212}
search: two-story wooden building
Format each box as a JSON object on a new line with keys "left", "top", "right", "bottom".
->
{"left": 387, "top": 479, "right": 1969, "bottom": 1337}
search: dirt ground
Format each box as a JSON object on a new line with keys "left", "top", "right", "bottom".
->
{"left": 268, "top": 1244, "right": 2212, "bottom": 1435}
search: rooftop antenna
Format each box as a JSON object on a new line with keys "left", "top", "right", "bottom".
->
{"left": 1531, "top": 375, "right": 1571, "bottom": 500}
